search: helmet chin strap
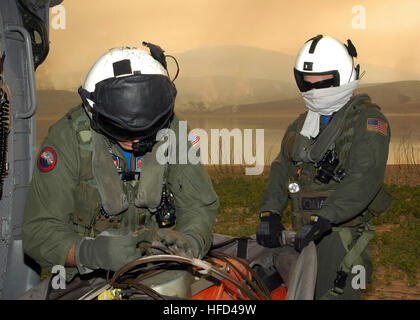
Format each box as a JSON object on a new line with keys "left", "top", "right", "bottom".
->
{"left": 131, "top": 114, "right": 173, "bottom": 157}
{"left": 132, "top": 139, "right": 156, "bottom": 157}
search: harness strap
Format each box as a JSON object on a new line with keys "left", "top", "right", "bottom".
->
{"left": 340, "top": 226, "right": 374, "bottom": 274}
{"left": 237, "top": 237, "right": 249, "bottom": 260}
{"left": 320, "top": 224, "right": 374, "bottom": 299}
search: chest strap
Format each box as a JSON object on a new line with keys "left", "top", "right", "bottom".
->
{"left": 91, "top": 130, "right": 130, "bottom": 215}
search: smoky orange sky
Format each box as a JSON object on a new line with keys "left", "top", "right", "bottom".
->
{"left": 42, "top": 0, "right": 420, "bottom": 82}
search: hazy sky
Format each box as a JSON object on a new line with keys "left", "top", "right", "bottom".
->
{"left": 42, "top": 0, "right": 420, "bottom": 81}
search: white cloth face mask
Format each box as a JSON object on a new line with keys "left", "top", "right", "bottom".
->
{"left": 300, "top": 80, "right": 360, "bottom": 138}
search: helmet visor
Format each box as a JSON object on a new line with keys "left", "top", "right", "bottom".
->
{"left": 80, "top": 74, "right": 176, "bottom": 141}
{"left": 294, "top": 69, "right": 340, "bottom": 92}
{"left": 95, "top": 109, "right": 172, "bottom": 142}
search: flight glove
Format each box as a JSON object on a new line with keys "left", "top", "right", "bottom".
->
{"left": 154, "top": 229, "right": 203, "bottom": 258}
{"left": 75, "top": 228, "right": 148, "bottom": 273}
{"left": 294, "top": 215, "right": 331, "bottom": 252}
{"left": 256, "top": 211, "right": 285, "bottom": 248}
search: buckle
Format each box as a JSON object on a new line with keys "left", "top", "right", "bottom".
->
{"left": 333, "top": 270, "right": 348, "bottom": 294}
{"left": 120, "top": 171, "right": 139, "bottom": 182}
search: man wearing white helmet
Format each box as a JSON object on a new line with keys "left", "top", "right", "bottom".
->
{"left": 22, "top": 43, "right": 219, "bottom": 288}
{"left": 256, "top": 35, "right": 392, "bottom": 299}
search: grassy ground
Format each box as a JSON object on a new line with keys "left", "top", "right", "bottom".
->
{"left": 207, "top": 165, "right": 420, "bottom": 300}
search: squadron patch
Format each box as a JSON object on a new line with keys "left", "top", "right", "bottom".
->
{"left": 188, "top": 130, "right": 200, "bottom": 148}
{"left": 367, "top": 118, "right": 388, "bottom": 136}
{"left": 37, "top": 147, "right": 57, "bottom": 172}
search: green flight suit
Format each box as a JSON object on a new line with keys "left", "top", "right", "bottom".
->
{"left": 260, "top": 94, "right": 391, "bottom": 299}
{"left": 23, "top": 105, "right": 219, "bottom": 281}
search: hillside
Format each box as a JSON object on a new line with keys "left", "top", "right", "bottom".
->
{"left": 207, "top": 80, "right": 420, "bottom": 115}
{"left": 175, "top": 76, "right": 298, "bottom": 112}
{"left": 35, "top": 46, "right": 420, "bottom": 113}
{"left": 35, "top": 80, "right": 420, "bottom": 119}
{"left": 355, "top": 80, "right": 420, "bottom": 113}
{"left": 36, "top": 90, "right": 81, "bottom": 118}
{"left": 173, "top": 47, "right": 420, "bottom": 112}
{"left": 174, "top": 46, "right": 420, "bottom": 84}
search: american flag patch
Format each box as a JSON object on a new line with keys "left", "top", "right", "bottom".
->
{"left": 188, "top": 130, "right": 200, "bottom": 148}
{"left": 367, "top": 118, "right": 388, "bottom": 136}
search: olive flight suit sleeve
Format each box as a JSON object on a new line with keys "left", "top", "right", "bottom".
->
{"left": 22, "top": 115, "right": 82, "bottom": 271}
{"left": 259, "top": 119, "right": 299, "bottom": 215}
{"left": 318, "top": 108, "right": 391, "bottom": 224}
{"left": 167, "top": 160, "right": 219, "bottom": 256}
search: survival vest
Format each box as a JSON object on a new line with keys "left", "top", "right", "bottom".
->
{"left": 65, "top": 106, "right": 172, "bottom": 237}
{"left": 284, "top": 95, "right": 392, "bottom": 230}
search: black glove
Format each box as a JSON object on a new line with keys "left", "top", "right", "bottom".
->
{"left": 294, "top": 215, "right": 331, "bottom": 252}
{"left": 256, "top": 211, "right": 285, "bottom": 248}
{"left": 75, "top": 229, "right": 148, "bottom": 273}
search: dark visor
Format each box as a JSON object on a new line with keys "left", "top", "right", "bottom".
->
{"left": 79, "top": 74, "right": 176, "bottom": 141}
{"left": 294, "top": 68, "right": 340, "bottom": 92}
{"left": 96, "top": 110, "right": 172, "bottom": 141}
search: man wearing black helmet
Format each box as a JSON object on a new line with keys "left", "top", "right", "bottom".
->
{"left": 256, "top": 35, "right": 392, "bottom": 299}
{"left": 22, "top": 44, "right": 219, "bottom": 283}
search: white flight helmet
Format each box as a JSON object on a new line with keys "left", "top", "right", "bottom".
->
{"left": 294, "top": 35, "right": 359, "bottom": 92}
{"left": 81, "top": 45, "right": 170, "bottom": 119}
{"left": 78, "top": 42, "right": 178, "bottom": 150}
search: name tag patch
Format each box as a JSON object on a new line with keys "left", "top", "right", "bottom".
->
{"left": 301, "top": 197, "right": 327, "bottom": 211}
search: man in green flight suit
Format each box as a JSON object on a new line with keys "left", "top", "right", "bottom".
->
{"left": 256, "top": 35, "right": 392, "bottom": 299}
{"left": 22, "top": 43, "right": 219, "bottom": 287}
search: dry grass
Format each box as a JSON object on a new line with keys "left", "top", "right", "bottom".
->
{"left": 363, "top": 267, "right": 420, "bottom": 300}
{"left": 386, "top": 133, "right": 420, "bottom": 185}
{"left": 385, "top": 165, "right": 420, "bottom": 186}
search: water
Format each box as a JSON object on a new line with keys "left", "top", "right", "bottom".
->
{"left": 180, "top": 113, "right": 420, "bottom": 165}
{"left": 35, "top": 112, "right": 420, "bottom": 166}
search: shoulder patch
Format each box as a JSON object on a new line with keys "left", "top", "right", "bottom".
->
{"left": 38, "top": 147, "right": 57, "bottom": 172}
{"left": 367, "top": 118, "right": 388, "bottom": 136}
{"left": 188, "top": 130, "right": 200, "bottom": 148}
